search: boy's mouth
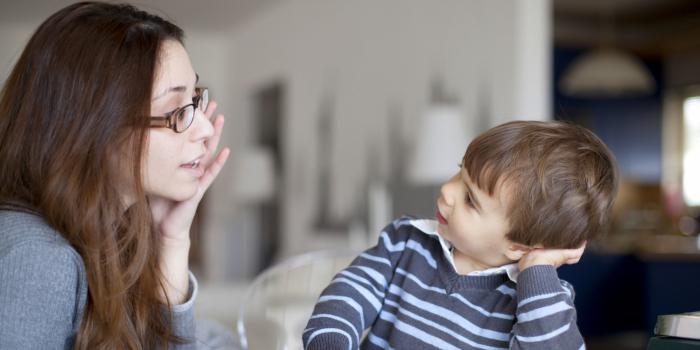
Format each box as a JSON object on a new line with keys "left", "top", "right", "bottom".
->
{"left": 436, "top": 210, "right": 448, "bottom": 225}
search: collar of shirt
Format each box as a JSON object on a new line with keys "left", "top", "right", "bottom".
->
{"left": 409, "top": 218, "right": 520, "bottom": 283}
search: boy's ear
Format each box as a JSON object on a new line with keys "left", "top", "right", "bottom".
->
{"left": 505, "top": 242, "right": 537, "bottom": 260}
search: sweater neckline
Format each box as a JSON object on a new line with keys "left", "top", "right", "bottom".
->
{"left": 436, "top": 250, "right": 512, "bottom": 293}
{"left": 407, "top": 219, "right": 514, "bottom": 292}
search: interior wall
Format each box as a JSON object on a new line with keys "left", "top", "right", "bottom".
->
{"left": 0, "top": 22, "right": 36, "bottom": 81}
{"left": 0, "top": 0, "right": 552, "bottom": 282}
{"left": 209, "top": 0, "right": 552, "bottom": 278}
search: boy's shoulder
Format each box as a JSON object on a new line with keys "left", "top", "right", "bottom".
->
{"left": 379, "top": 215, "right": 445, "bottom": 250}
{"left": 374, "top": 216, "right": 450, "bottom": 273}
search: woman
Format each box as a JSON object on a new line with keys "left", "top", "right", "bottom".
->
{"left": 0, "top": 2, "right": 229, "bottom": 349}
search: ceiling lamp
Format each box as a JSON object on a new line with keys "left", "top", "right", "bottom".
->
{"left": 559, "top": 48, "right": 656, "bottom": 98}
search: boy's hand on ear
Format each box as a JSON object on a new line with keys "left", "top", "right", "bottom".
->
{"left": 518, "top": 242, "right": 586, "bottom": 271}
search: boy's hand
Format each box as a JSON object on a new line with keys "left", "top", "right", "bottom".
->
{"left": 518, "top": 241, "right": 586, "bottom": 271}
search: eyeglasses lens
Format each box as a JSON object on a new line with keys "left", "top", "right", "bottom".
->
{"left": 199, "top": 89, "right": 209, "bottom": 112}
{"left": 175, "top": 105, "right": 195, "bottom": 132}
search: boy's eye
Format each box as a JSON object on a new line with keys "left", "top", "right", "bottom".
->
{"left": 465, "top": 192, "right": 474, "bottom": 207}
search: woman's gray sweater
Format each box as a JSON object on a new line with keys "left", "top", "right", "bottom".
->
{"left": 0, "top": 210, "right": 198, "bottom": 349}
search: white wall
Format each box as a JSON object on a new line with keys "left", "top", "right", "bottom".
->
{"left": 207, "top": 0, "right": 552, "bottom": 277}
{"left": 0, "top": 0, "right": 552, "bottom": 282}
{"left": 0, "top": 22, "right": 37, "bottom": 81}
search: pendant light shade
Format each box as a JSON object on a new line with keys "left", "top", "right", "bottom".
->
{"left": 559, "top": 48, "right": 655, "bottom": 98}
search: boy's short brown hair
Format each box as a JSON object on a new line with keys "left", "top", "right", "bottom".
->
{"left": 462, "top": 120, "right": 618, "bottom": 248}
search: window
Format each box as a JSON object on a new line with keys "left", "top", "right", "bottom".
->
{"left": 683, "top": 97, "right": 700, "bottom": 207}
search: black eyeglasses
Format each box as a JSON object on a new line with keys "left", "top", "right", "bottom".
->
{"left": 149, "top": 87, "right": 209, "bottom": 133}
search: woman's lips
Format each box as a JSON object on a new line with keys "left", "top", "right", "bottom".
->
{"left": 180, "top": 160, "right": 204, "bottom": 177}
{"left": 436, "top": 210, "right": 448, "bottom": 225}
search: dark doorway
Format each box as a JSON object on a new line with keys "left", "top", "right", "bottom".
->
{"left": 253, "top": 82, "right": 284, "bottom": 273}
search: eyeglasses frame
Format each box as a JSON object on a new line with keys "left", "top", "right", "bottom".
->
{"left": 149, "top": 87, "right": 209, "bottom": 133}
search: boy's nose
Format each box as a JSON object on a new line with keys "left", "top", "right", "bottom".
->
{"left": 439, "top": 178, "right": 458, "bottom": 207}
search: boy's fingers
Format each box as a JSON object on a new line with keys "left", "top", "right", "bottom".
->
{"left": 562, "top": 243, "right": 587, "bottom": 264}
{"left": 566, "top": 257, "right": 581, "bottom": 264}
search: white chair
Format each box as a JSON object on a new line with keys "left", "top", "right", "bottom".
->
{"left": 236, "top": 250, "right": 359, "bottom": 350}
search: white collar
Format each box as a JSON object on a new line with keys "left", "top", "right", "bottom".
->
{"left": 409, "top": 219, "right": 520, "bottom": 283}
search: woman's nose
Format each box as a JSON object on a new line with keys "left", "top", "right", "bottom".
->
{"left": 189, "top": 108, "right": 214, "bottom": 141}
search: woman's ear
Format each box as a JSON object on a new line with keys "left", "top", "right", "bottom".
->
{"left": 505, "top": 242, "right": 533, "bottom": 260}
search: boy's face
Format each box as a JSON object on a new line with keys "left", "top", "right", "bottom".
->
{"left": 436, "top": 168, "right": 521, "bottom": 271}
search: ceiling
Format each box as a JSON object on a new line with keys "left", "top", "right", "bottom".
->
{"left": 2, "top": 0, "right": 698, "bottom": 55}
{"left": 0, "top": 0, "right": 280, "bottom": 31}
{"left": 554, "top": 0, "right": 700, "bottom": 55}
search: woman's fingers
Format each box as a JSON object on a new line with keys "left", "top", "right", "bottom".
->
{"left": 198, "top": 147, "right": 230, "bottom": 194}
{"left": 202, "top": 100, "right": 224, "bottom": 165}
{"left": 206, "top": 114, "right": 224, "bottom": 160}
{"left": 205, "top": 100, "right": 217, "bottom": 120}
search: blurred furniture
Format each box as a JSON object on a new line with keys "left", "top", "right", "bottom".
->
{"left": 654, "top": 312, "right": 700, "bottom": 340}
{"left": 194, "top": 281, "right": 249, "bottom": 334}
{"left": 647, "top": 337, "right": 700, "bottom": 350}
{"left": 648, "top": 312, "right": 700, "bottom": 349}
{"left": 236, "top": 250, "right": 358, "bottom": 350}
{"left": 558, "top": 239, "right": 700, "bottom": 348}
{"left": 194, "top": 319, "right": 239, "bottom": 350}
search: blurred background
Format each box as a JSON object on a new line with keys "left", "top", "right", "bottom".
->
{"left": 1, "top": 0, "right": 700, "bottom": 349}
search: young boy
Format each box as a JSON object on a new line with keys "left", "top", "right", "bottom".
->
{"left": 302, "top": 121, "right": 618, "bottom": 350}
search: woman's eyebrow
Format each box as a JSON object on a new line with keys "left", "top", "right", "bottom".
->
{"left": 152, "top": 73, "right": 199, "bottom": 101}
{"left": 152, "top": 85, "right": 187, "bottom": 101}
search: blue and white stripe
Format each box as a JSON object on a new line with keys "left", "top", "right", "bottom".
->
{"left": 303, "top": 217, "right": 585, "bottom": 350}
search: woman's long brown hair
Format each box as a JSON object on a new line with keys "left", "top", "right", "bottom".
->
{"left": 0, "top": 2, "right": 187, "bottom": 348}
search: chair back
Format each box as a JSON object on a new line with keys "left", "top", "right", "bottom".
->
{"left": 237, "top": 249, "right": 358, "bottom": 350}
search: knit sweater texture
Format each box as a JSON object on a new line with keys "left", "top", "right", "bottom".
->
{"left": 303, "top": 217, "right": 585, "bottom": 350}
{"left": 0, "top": 210, "right": 198, "bottom": 349}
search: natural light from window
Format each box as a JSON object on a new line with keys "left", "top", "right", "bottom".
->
{"left": 683, "top": 97, "right": 700, "bottom": 207}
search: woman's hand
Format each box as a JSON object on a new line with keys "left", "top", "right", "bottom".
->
{"left": 518, "top": 241, "right": 587, "bottom": 271}
{"left": 150, "top": 100, "right": 229, "bottom": 244}
{"left": 150, "top": 100, "right": 230, "bottom": 304}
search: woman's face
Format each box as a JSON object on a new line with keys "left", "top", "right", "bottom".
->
{"left": 144, "top": 40, "right": 213, "bottom": 201}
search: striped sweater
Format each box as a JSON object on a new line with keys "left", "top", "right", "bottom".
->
{"left": 303, "top": 217, "right": 585, "bottom": 350}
